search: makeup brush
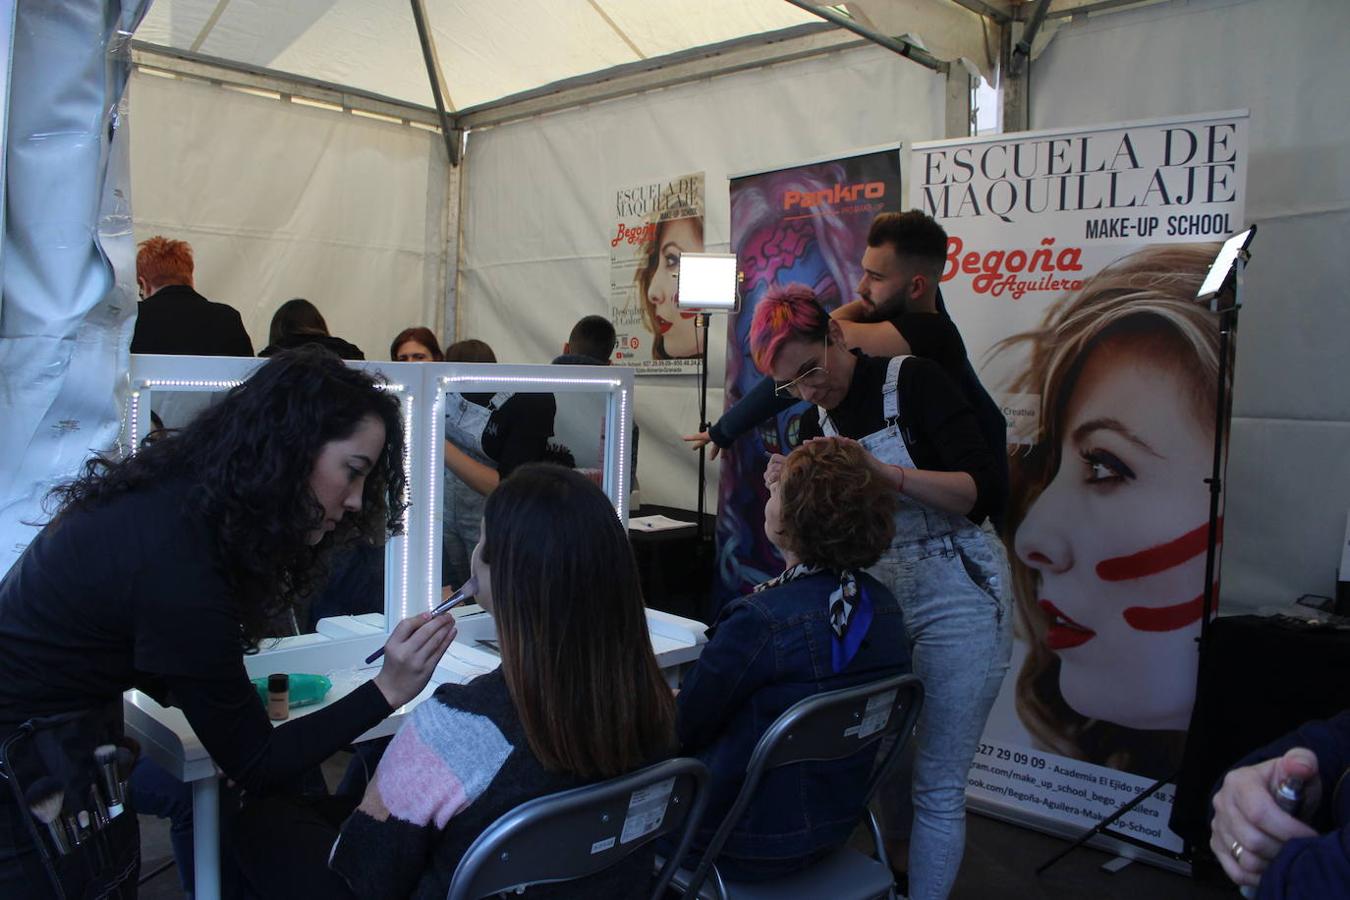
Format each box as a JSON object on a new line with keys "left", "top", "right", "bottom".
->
{"left": 94, "top": 744, "right": 124, "bottom": 817}
{"left": 24, "top": 778, "right": 70, "bottom": 855}
{"left": 364, "top": 576, "right": 477, "bottom": 665}
{"left": 114, "top": 747, "right": 134, "bottom": 810}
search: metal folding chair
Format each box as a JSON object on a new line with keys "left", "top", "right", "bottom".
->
{"left": 670, "top": 672, "right": 924, "bottom": 900}
{"left": 446, "top": 756, "right": 710, "bottom": 900}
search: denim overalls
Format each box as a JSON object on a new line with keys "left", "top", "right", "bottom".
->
{"left": 442, "top": 391, "right": 511, "bottom": 587}
{"left": 820, "top": 356, "right": 1012, "bottom": 900}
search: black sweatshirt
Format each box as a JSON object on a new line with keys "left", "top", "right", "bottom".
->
{"left": 0, "top": 480, "right": 391, "bottom": 793}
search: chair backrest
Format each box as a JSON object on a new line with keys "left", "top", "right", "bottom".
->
{"left": 684, "top": 672, "right": 924, "bottom": 896}
{"left": 446, "top": 756, "right": 710, "bottom": 900}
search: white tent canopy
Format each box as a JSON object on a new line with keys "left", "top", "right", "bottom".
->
{"left": 132, "top": 0, "right": 1000, "bottom": 113}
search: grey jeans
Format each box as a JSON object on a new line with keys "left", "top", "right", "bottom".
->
{"left": 870, "top": 526, "right": 1013, "bottom": 900}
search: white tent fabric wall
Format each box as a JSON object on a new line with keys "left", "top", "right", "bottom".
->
{"left": 128, "top": 69, "right": 451, "bottom": 357}
{"left": 457, "top": 42, "right": 944, "bottom": 510}
{"left": 1029, "top": 0, "right": 1350, "bottom": 611}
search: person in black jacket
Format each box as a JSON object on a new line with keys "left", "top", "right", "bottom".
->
{"left": 0, "top": 348, "right": 456, "bottom": 898}
{"left": 259, "top": 298, "right": 365, "bottom": 360}
{"left": 130, "top": 235, "right": 254, "bottom": 356}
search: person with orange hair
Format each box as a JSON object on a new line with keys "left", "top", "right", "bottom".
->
{"left": 130, "top": 235, "right": 253, "bottom": 356}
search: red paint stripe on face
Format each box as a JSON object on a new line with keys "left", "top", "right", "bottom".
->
{"left": 1094, "top": 518, "right": 1222, "bottom": 582}
{"left": 1122, "top": 589, "right": 1210, "bottom": 632}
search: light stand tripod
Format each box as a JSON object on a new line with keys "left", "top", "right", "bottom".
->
{"left": 1037, "top": 236, "right": 1253, "bottom": 876}
{"left": 695, "top": 312, "right": 712, "bottom": 542}
{"left": 674, "top": 252, "right": 739, "bottom": 543}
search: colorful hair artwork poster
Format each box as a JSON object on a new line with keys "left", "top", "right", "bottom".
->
{"left": 715, "top": 149, "right": 902, "bottom": 606}
{"left": 911, "top": 111, "right": 1249, "bottom": 856}
{"left": 608, "top": 172, "right": 706, "bottom": 375}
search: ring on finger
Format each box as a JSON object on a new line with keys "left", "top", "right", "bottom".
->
{"left": 1231, "top": 839, "right": 1244, "bottom": 862}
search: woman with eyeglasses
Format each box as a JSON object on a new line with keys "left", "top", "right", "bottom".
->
{"left": 746, "top": 282, "right": 1009, "bottom": 900}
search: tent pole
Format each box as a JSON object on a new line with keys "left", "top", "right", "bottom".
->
{"left": 409, "top": 0, "right": 462, "bottom": 166}
{"left": 780, "top": 0, "right": 949, "bottom": 73}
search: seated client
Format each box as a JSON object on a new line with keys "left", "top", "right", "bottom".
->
{"left": 674, "top": 437, "right": 912, "bottom": 880}
{"left": 328, "top": 464, "right": 677, "bottom": 898}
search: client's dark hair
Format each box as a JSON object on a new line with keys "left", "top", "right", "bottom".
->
{"left": 268, "top": 298, "right": 329, "bottom": 347}
{"left": 445, "top": 339, "right": 497, "bottom": 363}
{"left": 777, "top": 438, "right": 896, "bottom": 570}
{"left": 51, "top": 346, "right": 406, "bottom": 646}
{"left": 482, "top": 465, "right": 675, "bottom": 777}
{"left": 567, "top": 315, "right": 616, "bottom": 363}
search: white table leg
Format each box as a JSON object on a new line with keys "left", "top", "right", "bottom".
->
{"left": 191, "top": 775, "right": 221, "bottom": 900}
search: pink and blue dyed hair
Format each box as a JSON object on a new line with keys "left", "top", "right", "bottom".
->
{"left": 748, "top": 283, "right": 831, "bottom": 373}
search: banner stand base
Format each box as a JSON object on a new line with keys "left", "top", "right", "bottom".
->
{"left": 968, "top": 800, "right": 1192, "bottom": 878}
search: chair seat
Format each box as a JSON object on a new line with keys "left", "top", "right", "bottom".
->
{"left": 669, "top": 846, "right": 896, "bottom": 900}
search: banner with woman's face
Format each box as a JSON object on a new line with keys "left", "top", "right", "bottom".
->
{"left": 608, "top": 172, "right": 706, "bottom": 374}
{"left": 912, "top": 111, "right": 1248, "bottom": 857}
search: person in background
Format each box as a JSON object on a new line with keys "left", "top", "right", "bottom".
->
{"left": 675, "top": 438, "right": 910, "bottom": 881}
{"left": 259, "top": 298, "right": 364, "bottom": 360}
{"left": 237, "top": 465, "right": 677, "bottom": 899}
{"left": 440, "top": 339, "right": 555, "bottom": 588}
{"left": 0, "top": 348, "right": 455, "bottom": 898}
{"left": 551, "top": 315, "right": 638, "bottom": 487}
{"left": 390, "top": 326, "right": 444, "bottom": 362}
{"left": 554, "top": 314, "right": 616, "bottom": 365}
{"left": 130, "top": 235, "right": 253, "bottom": 356}
{"left": 1210, "top": 711, "right": 1350, "bottom": 898}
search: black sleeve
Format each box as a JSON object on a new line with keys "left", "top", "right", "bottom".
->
{"left": 901, "top": 358, "right": 999, "bottom": 523}
{"left": 227, "top": 310, "right": 254, "bottom": 357}
{"left": 493, "top": 393, "right": 557, "bottom": 478}
{"left": 133, "top": 518, "right": 391, "bottom": 793}
{"left": 168, "top": 670, "right": 391, "bottom": 795}
{"left": 893, "top": 314, "right": 966, "bottom": 382}
{"left": 707, "top": 375, "right": 796, "bottom": 447}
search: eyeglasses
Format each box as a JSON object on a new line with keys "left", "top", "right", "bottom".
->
{"left": 773, "top": 339, "right": 830, "bottom": 398}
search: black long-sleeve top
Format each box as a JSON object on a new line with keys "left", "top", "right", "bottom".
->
{"left": 0, "top": 480, "right": 391, "bottom": 794}
{"left": 799, "top": 353, "right": 999, "bottom": 524}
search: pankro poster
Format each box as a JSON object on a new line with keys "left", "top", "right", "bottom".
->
{"left": 715, "top": 148, "right": 902, "bottom": 606}
{"left": 609, "top": 172, "right": 705, "bottom": 375}
{"left": 912, "top": 111, "right": 1248, "bottom": 856}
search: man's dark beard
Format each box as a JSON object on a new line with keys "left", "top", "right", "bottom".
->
{"left": 865, "top": 292, "right": 908, "bottom": 323}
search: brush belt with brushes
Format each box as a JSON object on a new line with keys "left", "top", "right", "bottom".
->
{"left": 0, "top": 701, "right": 139, "bottom": 899}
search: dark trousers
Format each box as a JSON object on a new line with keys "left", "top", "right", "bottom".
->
{"left": 235, "top": 795, "right": 358, "bottom": 900}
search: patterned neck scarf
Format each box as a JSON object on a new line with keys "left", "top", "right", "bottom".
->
{"left": 753, "top": 563, "right": 874, "bottom": 673}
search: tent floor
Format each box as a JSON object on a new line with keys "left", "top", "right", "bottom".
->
{"left": 136, "top": 754, "right": 1236, "bottom": 899}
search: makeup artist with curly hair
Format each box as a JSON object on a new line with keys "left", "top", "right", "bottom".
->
{"left": 0, "top": 347, "right": 458, "bottom": 897}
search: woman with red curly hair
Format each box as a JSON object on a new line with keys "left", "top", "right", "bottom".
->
{"left": 674, "top": 437, "right": 910, "bottom": 881}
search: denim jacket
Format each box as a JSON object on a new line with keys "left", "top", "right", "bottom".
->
{"left": 676, "top": 570, "right": 910, "bottom": 864}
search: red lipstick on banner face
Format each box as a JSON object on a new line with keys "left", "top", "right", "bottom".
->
{"left": 656, "top": 318, "right": 673, "bottom": 334}
{"left": 1123, "top": 591, "right": 1208, "bottom": 632}
{"left": 1039, "top": 600, "right": 1096, "bottom": 650}
{"left": 679, "top": 311, "right": 697, "bottom": 320}
{"left": 1094, "top": 519, "right": 1219, "bottom": 581}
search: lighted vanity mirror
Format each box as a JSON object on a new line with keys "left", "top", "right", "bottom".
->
{"left": 430, "top": 362, "right": 634, "bottom": 609}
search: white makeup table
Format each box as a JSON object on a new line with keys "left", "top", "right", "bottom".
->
{"left": 122, "top": 606, "right": 706, "bottom": 900}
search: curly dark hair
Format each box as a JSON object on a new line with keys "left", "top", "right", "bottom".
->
{"left": 49, "top": 346, "right": 407, "bottom": 647}
{"left": 777, "top": 438, "right": 896, "bottom": 570}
